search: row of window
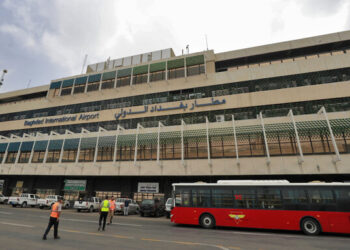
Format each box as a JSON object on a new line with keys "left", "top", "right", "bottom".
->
{"left": 1, "top": 97, "right": 350, "bottom": 138}
{"left": 55, "top": 65, "right": 205, "bottom": 97}
{"left": 1, "top": 131, "right": 349, "bottom": 164}
{"left": 1, "top": 67, "right": 350, "bottom": 123}
{"left": 175, "top": 186, "right": 350, "bottom": 212}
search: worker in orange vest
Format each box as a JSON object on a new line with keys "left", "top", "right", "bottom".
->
{"left": 107, "top": 196, "right": 116, "bottom": 225}
{"left": 42, "top": 198, "right": 63, "bottom": 240}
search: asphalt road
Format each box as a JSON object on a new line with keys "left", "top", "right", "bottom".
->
{"left": 0, "top": 204, "right": 349, "bottom": 250}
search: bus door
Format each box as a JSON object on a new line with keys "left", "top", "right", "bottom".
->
{"left": 230, "top": 188, "right": 257, "bottom": 228}
{"left": 329, "top": 187, "right": 350, "bottom": 233}
{"left": 174, "top": 188, "right": 194, "bottom": 222}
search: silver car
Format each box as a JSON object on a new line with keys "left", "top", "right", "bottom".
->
{"left": 115, "top": 198, "right": 140, "bottom": 215}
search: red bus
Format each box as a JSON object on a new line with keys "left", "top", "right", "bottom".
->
{"left": 170, "top": 180, "right": 350, "bottom": 235}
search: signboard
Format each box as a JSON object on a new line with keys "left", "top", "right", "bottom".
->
{"left": 16, "top": 181, "right": 23, "bottom": 188}
{"left": 137, "top": 182, "right": 159, "bottom": 193}
{"left": 64, "top": 180, "right": 87, "bottom": 191}
{"left": 24, "top": 113, "right": 99, "bottom": 127}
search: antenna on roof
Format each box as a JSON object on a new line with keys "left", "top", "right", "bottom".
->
{"left": 205, "top": 34, "right": 208, "bottom": 51}
{"left": 81, "top": 54, "right": 88, "bottom": 74}
{"left": 26, "top": 79, "right": 31, "bottom": 88}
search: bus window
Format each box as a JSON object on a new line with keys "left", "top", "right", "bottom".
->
{"left": 192, "top": 189, "right": 211, "bottom": 207}
{"left": 334, "top": 187, "right": 350, "bottom": 212}
{"left": 256, "top": 187, "right": 282, "bottom": 209}
{"left": 174, "top": 189, "right": 191, "bottom": 207}
{"left": 234, "top": 189, "right": 255, "bottom": 209}
{"left": 182, "top": 190, "right": 191, "bottom": 207}
{"left": 307, "top": 188, "right": 336, "bottom": 211}
{"left": 281, "top": 188, "right": 308, "bottom": 210}
{"left": 212, "top": 189, "right": 234, "bottom": 208}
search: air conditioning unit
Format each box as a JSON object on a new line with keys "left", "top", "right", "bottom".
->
{"left": 215, "top": 115, "right": 225, "bottom": 122}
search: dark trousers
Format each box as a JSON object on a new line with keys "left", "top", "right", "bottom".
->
{"left": 99, "top": 212, "right": 108, "bottom": 230}
{"left": 44, "top": 217, "right": 59, "bottom": 238}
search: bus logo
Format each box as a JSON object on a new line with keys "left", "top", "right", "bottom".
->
{"left": 229, "top": 214, "right": 246, "bottom": 224}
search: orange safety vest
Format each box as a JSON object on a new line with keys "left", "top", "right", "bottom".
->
{"left": 109, "top": 200, "right": 115, "bottom": 210}
{"left": 50, "top": 202, "right": 60, "bottom": 218}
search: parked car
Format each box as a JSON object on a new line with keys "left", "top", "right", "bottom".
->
{"left": 8, "top": 193, "right": 39, "bottom": 208}
{"left": 165, "top": 198, "right": 181, "bottom": 218}
{"left": 37, "top": 195, "right": 70, "bottom": 209}
{"left": 140, "top": 198, "right": 165, "bottom": 217}
{"left": 165, "top": 198, "right": 173, "bottom": 218}
{"left": 0, "top": 194, "right": 8, "bottom": 204}
{"left": 74, "top": 197, "right": 101, "bottom": 212}
{"left": 115, "top": 198, "right": 140, "bottom": 215}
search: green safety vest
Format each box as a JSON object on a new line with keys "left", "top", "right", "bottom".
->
{"left": 101, "top": 200, "right": 109, "bottom": 212}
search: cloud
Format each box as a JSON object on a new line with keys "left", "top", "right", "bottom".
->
{"left": 0, "top": 0, "right": 349, "bottom": 93}
{"left": 297, "top": 0, "right": 347, "bottom": 17}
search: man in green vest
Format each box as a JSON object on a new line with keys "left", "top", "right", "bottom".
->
{"left": 98, "top": 196, "right": 110, "bottom": 231}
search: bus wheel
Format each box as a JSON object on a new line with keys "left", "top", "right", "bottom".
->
{"left": 200, "top": 214, "right": 215, "bottom": 229}
{"left": 301, "top": 217, "right": 321, "bottom": 236}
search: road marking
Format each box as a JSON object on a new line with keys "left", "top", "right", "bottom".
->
{"left": 141, "top": 237, "right": 231, "bottom": 250}
{"left": 229, "top": 247, "right": 242, "bottom": 250}
{"left": 0, "top": 211, "right": 13, "bottom": 215}
{"left": 0, "top": 222, "right": 34, "bottom": 228}
{"left": 61, "top": 218, "right": 142, "bottom": 227}
{"left": 61, "top": 229, "right": 134, "bottom": 239}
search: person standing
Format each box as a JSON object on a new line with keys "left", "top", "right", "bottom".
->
{"left": 42, "top": 198, "right": 63, "bottom": 240}
{"left": 98, "top": 196, "right": 110, "bottom": 231}
{"left": 107, "top": 196, "right": 115, "bottom": 225}
{"left": 124, "top": 198, "right": 130, "bottom": 216}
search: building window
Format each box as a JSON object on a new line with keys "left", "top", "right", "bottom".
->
{"left": 168, "top": 67, "right": 184, "bottom": 79}
{"left": 46, "top": 150, "right": 60, "bottom": 163}
{"left": 32, "top": 151, "right": 45, "bottom": 163}
{"left": 187, "top": 64, "right": 205, "bottom": 77}
{"left": 87, "top": 82, "right": 100, "bottom": 92}
{"left": 79, "top": 148, "right": 95, "bottom": 162}
{"left": 101, "top": 80, "right": 115, "bottom": 89}
{"left": 73, "top": 85, "right": 85, "bottom": 94}
{"left": 18, "top": 151, "right": 31, "bottom": 163}
{"left": 62, "top": 149, "right": 77, "bottom": 162}
{"left": 117, "top": 76, "right": 131, "bottom": 87}
{"left": 150, "top": 71, "right": 165, "bottom": 82}
{"left": 133, "top": 73, "right": 148, "bottom": 85}
{"left": 5, "top": 152, "right": 17, "bottom": 163}
{"left": 96, "top": 147, "right": 114, "bottom": 161}
{"left": 60, "top": 87, "right": 72, "bottom": 96}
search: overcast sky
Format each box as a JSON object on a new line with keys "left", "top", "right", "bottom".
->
{"left": 0, "top": 0, "right": 349, "bottom": 93}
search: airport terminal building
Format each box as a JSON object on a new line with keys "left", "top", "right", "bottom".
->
{"left": 0, "top": 31, "right": 350, "bottom": 201}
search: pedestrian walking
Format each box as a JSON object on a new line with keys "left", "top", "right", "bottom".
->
{"left": 107, "top": 196, "right": 115, "bottom": 225}
{"left": 42, "top": 198, "right": 63, "bottom": 240}
{"left": 98, "top": 195, "right": 110, "bottom": 231}
{"left": 124, "top": 198, "right": 130, "bottom": 216}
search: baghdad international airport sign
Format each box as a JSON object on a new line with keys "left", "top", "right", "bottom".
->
{"left": 24, "top": 113, "right": 100, "bottom": 127}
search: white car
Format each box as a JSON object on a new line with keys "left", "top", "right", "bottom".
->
{"left": 0, "top": 194, "right": 8, "bottom": 204}
{"left": 165, "top": 198, "right": 180, "bottom": 218}
{"left": 115, "top": 198, "right": 139, "bottom": 215}
{"left": 8, "top": 193, "right": 39, "bottom": 208}
{"left": 74, "top": 197, "right": 101, "bottom": 212}
{"left": 37, "top": 195, "right": 70, "bottom": 209}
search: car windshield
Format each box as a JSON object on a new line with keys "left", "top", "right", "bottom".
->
{"left": 166, "top": 198, "right": 173, "bottom": 204}
{"left": 142, "top": 200, "right": 154, "bottom": 205}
